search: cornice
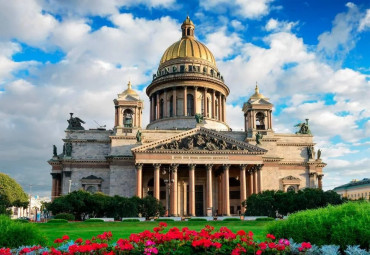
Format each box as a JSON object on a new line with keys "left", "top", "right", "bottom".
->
{"left": 277, "top": 143, "right": 315, "bottom": 147}
{"left": 62, "top": 139, "right": 110, "bottom": 144}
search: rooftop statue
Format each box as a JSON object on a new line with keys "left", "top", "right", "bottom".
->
{"left": 136, "top": 130, "right": 142, "bottom": 143}
{"left": 67, "top": 113, "right": 85, "bottom": 130}
{"left": 295, "top": 118, "right": 311, "bottom": 135}
{"left": 195, "top": 113, "right": 204, "bottom": 124}
{"left": 53, "top": 145, "right": 57, "bottom": 157}
{"left": 255, "top": 132, "right": 263, "bottom": 145}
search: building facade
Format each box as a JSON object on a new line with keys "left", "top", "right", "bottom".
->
{"left": 333, "top": 178, "right": 370, "bottom": 200}
{"left": 49, "top": 17, "right": 326, "bottom": 216}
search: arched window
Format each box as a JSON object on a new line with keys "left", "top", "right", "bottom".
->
{"left": 287, "top": 186, "right": 296, "bottom": 192}
{"left": 187, "top": 94, "right": 194, "bottom": 116}
{"left": 187, "top": 28, "right": 191, "bottom": 36}
{"left": 159, "top": 99, "right": 164, "bottom": 119}
{"left": 86, "top": 186, "right": 97, "bottom": 194}
{"left": 169, "top": 96, "right": 173, "bottom": 117}
{"left": 123, "top": 109, "right": 133, "bottom": 127}
{"left": 256, "top": 112, "right": 265, "bottom": 130}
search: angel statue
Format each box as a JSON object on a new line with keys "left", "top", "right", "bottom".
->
{"left": 67, "top": 113, "right": 85, "bottom": 130}
{"left": 295, "top": 119, "right": 311, "bottom": 135}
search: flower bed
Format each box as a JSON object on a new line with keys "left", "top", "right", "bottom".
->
{"left": 0, "top": 222, "right": 367, "bottom": 254}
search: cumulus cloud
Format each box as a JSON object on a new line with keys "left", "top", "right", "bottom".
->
{"left": 265, "top": 18, "right": 298, "bottom": 32}
{"left": 0, "top": 0, "right": 57, "bottom": 45}
{"left": 316, "top": 3, "right": 369, "bottom": 62}
{"left": 200, "top": 0, "right": 273, "bottom": 19}
{"left": 42, "top": 0, "right": 177, "bottom": 17}
{"left": 359, "top": 9, "right": 370, "bottom": 31}
{"left": 205, "top": 27, "right": 242, "bottom": 60}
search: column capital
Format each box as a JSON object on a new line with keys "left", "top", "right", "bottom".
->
{"left": 223, "top": 164, "right": 231, "bottom": 171}
{"left": 188, "top": 164, "right": 196, "bottom": 170}
{"left": 171, "top": 164, "right": 179, "bottom": 171}
{"left": 153, "top": 163, "right": 161, "bottom": 169}
{"left": 206, "top": 164, "right": 213, "bottom": 170}
{"left": 135, "top": 163, "right": 143, "bottom": 169}
{"left": 239, "top": 164, "right": 248, "bottom": 170}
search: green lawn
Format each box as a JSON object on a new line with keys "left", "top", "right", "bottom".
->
{"left": 35, "top": 221, "right": 269, "bottom": 246}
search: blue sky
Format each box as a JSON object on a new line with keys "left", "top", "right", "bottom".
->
{"left": 0, "top": 0, "right": 369, "bottom": 197}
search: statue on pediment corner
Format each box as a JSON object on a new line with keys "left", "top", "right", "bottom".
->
{"left": 295, "top": 118, "right": 311, "bottom": 135}
{"left": 195, "top": 113, "right": 204, "bottom": 123}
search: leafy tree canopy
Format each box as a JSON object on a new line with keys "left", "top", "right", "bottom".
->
{"left": 0, "top": 173, "right": 28, "bottom": 208}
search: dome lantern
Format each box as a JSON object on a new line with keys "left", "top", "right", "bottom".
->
{"left": 181, "top": 16, "right": 195, "bottom": 38}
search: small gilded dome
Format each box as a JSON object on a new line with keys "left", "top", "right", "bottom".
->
{"left": 250, "top": 83, "right": 266, "bottom": 99}
{"left": 121, "top": 81, "right": 138, "bottom": 96}
{"left": 159, "top": 16, "right": 216, "bottom": 67}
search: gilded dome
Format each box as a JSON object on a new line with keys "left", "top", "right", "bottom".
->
{"left": 160, "top": 38, "right": 216, "bottom": 66}
{"left": 159, "top": 16, "right": 216, "bottom": 67}
{"left": 121, "top": 81, "right": 138, "bottom": 96}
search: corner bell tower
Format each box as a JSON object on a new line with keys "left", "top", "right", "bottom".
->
{"left": 242, "top": 84, "right": 273, "bottom": 137}
{"left": 113, "top": 81, "right": 143, "bottom": 135}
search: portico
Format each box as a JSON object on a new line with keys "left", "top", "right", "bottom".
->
{"left": 132, "top": 127, "right": 266, "bottom": 216}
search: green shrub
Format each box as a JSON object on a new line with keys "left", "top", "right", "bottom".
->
{"left": 13, "top": 219, "right": 29, "bottom": 223}
{"left": 256, "top": 217, "right": 275, "bottom": 221}
{"left": 84, "top": 218, "right": 104, "bottom": 222}
{"left": 267, "top": 201, "right": 370, "bottom": 250}
{"left": 188, "top": 218, "right": 207, "bottom": 222}
{"left": 54, "top": 213, "right": 75, "bottom": 221}
{"left": 0, "top": 215, "right": 47, "bottom": 248}
{"left": 47, "top": 219, "right": 68, "bottom": 223}
{"left": 155, "top": 218, "right": 174, "bottom": 222}
{"left": 122, "top": 219, "right": 140, "bottom": 222}
{"left": 223, "top": 218, "right": 241, "bottom": 221}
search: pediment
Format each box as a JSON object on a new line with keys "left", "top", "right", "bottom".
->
{"left": 118, "top": 94, "right": 141, "bottom": 101}
{"left": 132, "top": 127, "right": 267, "bottom": 154}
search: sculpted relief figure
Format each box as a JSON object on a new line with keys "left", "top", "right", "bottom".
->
{"left": 255, "top": 132, "right": 263, "bottom": 145}
{"left": 65, "top": 142, "right": 72, "bottom": 157}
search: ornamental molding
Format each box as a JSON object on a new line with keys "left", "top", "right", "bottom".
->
{"left": 132, "top": 127, "right": 267, "bottom": 155}
{"left": 276, "top": 143, "right": 316, "bottom": 147}
{"left": 262, "top": 156, "right": 283, "bottom": 162}
{"left": 110, "top": 136, "right": 137, "bottom": 140}
{"left": 62, "top": 139, "right": 110, "bottom": 144}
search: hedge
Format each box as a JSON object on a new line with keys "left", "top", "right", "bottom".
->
{"left": 223, "top": 218, "right": 241, "bottom": 221}
{"left": 47, "top": 219, "right": 68, "bottom": 224}
{"left": 188, "top": 218, "right": 207, "bottom": 222}
{"left": 84, "top": 219, "right": 104, "bottom": 222}
{"left": 54, "top": 213, "right": 75, "bottom": 221}
{"left": 268, "top": 201, "right": 370, "bottom": 250}
{"left": 122, "top": 219, "right": 140, "bottom": 222}
{"left": 0, "top": 215, "right": 47, "bottom": 248}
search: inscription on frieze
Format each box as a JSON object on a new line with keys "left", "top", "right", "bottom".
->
{"left": 172, "top": 156, "right": 229, "bottom": 160}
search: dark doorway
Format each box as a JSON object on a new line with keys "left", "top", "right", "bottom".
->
{"left": 195, "top": 185, "right": 204, "bottom": 216}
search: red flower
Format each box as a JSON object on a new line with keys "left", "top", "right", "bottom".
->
{"left": 266, "top": 234, "right": 275, "bottom": 240}
{"left": 159, "top": 222, "right": 167, "bottom": 227}
{"left": 53, "top": 238, "right": 63, "bottom": 244}
{"left": 268, "top": 242, "right": 276, "bottom": 249}
{"left": 236, "top": 230, "right": 246, "bottom": 236}
{"left": 259, "top": 242, "right": 267, "bottom": 250}
{"left": 256, "top": 250, "right": 263, "bottom": 255}
{"left": 75, "top": 238, "right": 83, "bottom": 244}
{"left": 62, "top": 235, "right": 69, "bottom": 241}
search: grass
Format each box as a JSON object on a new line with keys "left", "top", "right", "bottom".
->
{"left": 35, "top": 221, "right": 269, "bottom": 246}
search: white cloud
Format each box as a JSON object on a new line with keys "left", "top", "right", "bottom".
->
{"left": 359, "top": 9, "right": 370, "bottom": 31}
{"left": 200, "top": 0, "right": 273, "bottom": 19}
{"left": 42, "top": 0, "right": 177, "bottom": 17}
{"left": 265, "top": 18, "right": 298, "bottom": 32}
{"left": 0, "top": 0, "right": 57, "bottom": 45}
{"left": 205, "top": 27, "right": 242, "bottom": 60}
{"left": 317, "top": 3, "right": 363, "bottom": 62}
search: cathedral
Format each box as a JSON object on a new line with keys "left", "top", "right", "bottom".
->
{"left": 49, "top": 17, "right": 325, "bottom": 216}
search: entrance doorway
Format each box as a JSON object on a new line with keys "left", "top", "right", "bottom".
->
{"left": 195, "top": 185, "right": 204, "bottom": 216}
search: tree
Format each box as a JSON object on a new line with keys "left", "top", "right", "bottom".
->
{"left": 244, "top": 188, "right": 344, "bottom": 217}
{"left": 139, "top": 196, "right": 165, "bottom": 219}
{"left": 0, "top": 173, "right": 29, "bottom": 215}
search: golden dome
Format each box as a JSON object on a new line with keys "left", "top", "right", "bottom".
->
{"left": 250, "top": 83, "right": 266, "bottom": 99}
{"left": 121, "top": 81, "right": 138, "bottom": 96}
{"left": 159, "top": 16, "right": 216, "bottom": 67}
